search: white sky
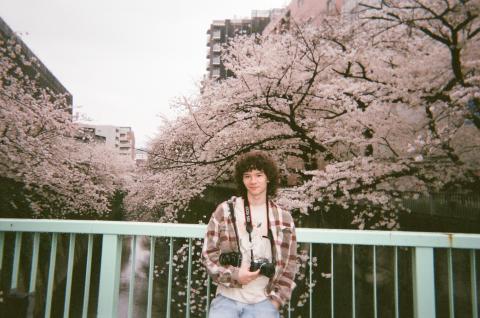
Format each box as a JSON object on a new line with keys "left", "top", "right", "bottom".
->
{"left": 1, "top": 0, "right": 288, "bottom": 148}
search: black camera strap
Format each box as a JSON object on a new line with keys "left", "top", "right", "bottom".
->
{"left": 243, "top": 196, "right": 275, "bottom": 263}
{"left": 227, "top": 199, "right": 242, "bottom": 259}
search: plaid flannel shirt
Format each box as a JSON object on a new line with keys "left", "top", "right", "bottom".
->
{"left": 201, "top": 196, "right": 297, "bottom": 307}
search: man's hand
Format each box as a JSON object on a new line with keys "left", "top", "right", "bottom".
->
{"left": 237, "top": 262, "right": 259, "bottom": 285}
{"left": 270, "top": 299, "right": 281, "bottom": 310}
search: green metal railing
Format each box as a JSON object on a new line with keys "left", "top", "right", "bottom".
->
{"left": 0, "top": 219, "right": 479, "bottom": 318}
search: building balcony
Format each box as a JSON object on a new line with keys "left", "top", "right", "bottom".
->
{"left": 0, "top": 218, "right": 479, "bottom": 317}
{"left": 212, "top": 20, "right": 225, "bottom": 27}
{"left": 212, "top": 44, "right": 221, "bottom": 53}
{"left": 212, "top": 30, "right": 221, "bottom": 40}
{"left": 212, "top": 57, "right": 221, "bottom": 65}
{"left": 211, "top": 67, "right": 220, "bottom": 78}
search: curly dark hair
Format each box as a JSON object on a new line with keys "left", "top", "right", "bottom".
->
{"left": 234, "top": 151, "right": 279, "bottom": 197}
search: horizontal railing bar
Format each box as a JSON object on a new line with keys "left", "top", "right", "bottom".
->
{"left": 297, "top": 228, "right": 480, "bottom": 249}
{"left": 1, "top": 219, "right": 480, "bottom": 249}
{"left": 0, "top": 219, "right": 206, "bottom": 238}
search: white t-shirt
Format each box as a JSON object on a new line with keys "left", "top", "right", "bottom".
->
{"left": 217, "top": 199, "right": 273, "bottom": 304}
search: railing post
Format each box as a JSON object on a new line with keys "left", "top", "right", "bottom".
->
{"left": 97, "top": 234, "right": 123, "bottom": 317}
{"left": 412, "top": 247, "right": 436, "bottom": 318}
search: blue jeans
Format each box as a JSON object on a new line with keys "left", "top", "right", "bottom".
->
{"left": 208, "top": 294, "right": 280, "bottom": 318}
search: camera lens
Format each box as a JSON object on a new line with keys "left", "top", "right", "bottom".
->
{"left": 260, "top": 262, "right": 275, "bottom": 278}
{"left": 249, "top": 259, "right": 275, "bottom": 278}
{"left": 219, "top": 252, "right": 241, "bottom": 267}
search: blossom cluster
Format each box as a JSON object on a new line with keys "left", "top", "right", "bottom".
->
{"left": 1, "top": 38, "right": 134, "bottom": 218}
{"left": 129, "top": 0, "right": 479, "bottom": 228}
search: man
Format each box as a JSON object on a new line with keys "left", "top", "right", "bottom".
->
{"left": 202, "top": 151, "right": 297, "bottom": 318}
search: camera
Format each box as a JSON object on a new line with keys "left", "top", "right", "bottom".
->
{"left": 219, "top": 252, "right": 242, "bottom": 267}
{"left": 250, "top": 258, "right": 275, "bottom": 278}
{"left": 220, "top": 253, "right": 275, "bottom": 278}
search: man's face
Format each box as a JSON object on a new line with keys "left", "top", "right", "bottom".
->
{"left": 242, "top": 169, "right": 268, "bottom": 197}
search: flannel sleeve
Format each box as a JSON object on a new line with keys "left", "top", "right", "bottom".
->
{"left": 201, "top": 203, "right": 241, "bottom": 288}
{"left": 267, "top": 211, "right": 297, "bottom": 307}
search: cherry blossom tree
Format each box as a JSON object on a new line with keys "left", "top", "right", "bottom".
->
{"left": 128, "top": 0, "right": 479, "bottom": 230}
{"left": 0, "top": 37, "right": 134, "bottom": 218}
{"left": 125, "top": 2, "right": 479, "bottom": 316}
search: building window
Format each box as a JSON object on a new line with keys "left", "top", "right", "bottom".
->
{"left": 212, "top": 56, "right": 220, "bottom": 65}
{"left": 213, "top": 43, "right": 221, "bottom": 52}
{"left": 212, "top": 68, "right": 221, "bottom": 78}
{"left": 212, "top": 30, "right": 221, "bottom": 39}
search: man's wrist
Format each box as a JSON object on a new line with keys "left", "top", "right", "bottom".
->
{"left": 270, "top": 298, "right": 281, "bottom": 310}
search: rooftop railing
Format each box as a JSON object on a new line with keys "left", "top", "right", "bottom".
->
{"left": 0, "top": 218, "right": 479, "bottom": 318}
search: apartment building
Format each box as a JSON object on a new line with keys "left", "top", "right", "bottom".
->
{"left": 78, "top": 124, "right": 136, "bottom": 160}
{"left": 135, "top": 148, "right": 149, "bottom": 166}
{"left": 264, "top": 0, "right": 360, "bottom": 33}
{"left": 0, "top": 17, "right": 73, "bottom": 107}
{"left": 206, "top": 9, "right": 285, "bottom": 80}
